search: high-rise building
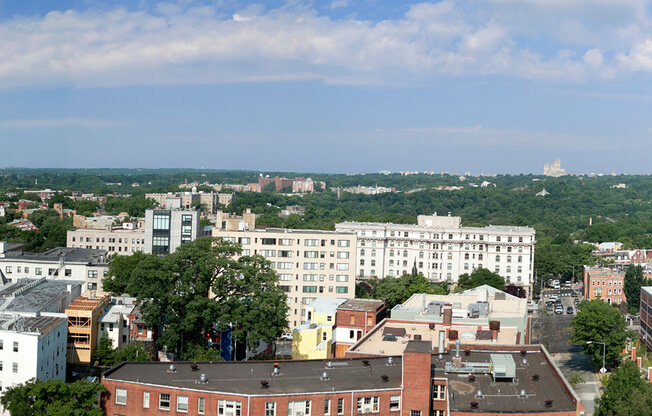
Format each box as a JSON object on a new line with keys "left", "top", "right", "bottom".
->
{"left": 144, "top": 200, "right": 201, "bottom": 256}
{"left": 335, "top": 213, "right": 535, "bottom": 295}
{"left": 543, "top": 159, "right": 567, "bottom": 177}
{"left": 212, "top": 227, "right": 357, "bottom": 328}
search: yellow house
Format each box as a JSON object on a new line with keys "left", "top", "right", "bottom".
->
{"left": 291, "top": 298, "right": 346, "bottom": 360}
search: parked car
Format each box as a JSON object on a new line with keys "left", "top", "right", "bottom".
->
{"left": 549, "top": 295, "right": 558, "bottom": 302}
{"left": 280, "top": 332, "right": 293, "bottom": 341}
{"left": 555, "top": 306, "right": 564, "bottom": 315}
{"left": 566, "top": 306, "right": 574, "bottom": 314}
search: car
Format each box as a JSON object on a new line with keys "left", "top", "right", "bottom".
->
{"left": 280, "top": 332, "right": 293, "bottom": 341}
{"left": 555, "top": 306, "right": 563, "bottom": 315}
{"left": 549, "top": 295, "right": 558, "bottom": 302}
{"left": 566, "top": 306, "right": 574, "bottom": 314}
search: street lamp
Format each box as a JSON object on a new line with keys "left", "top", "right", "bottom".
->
{"left": 586, "top": 340, "right": 607, "bottom": 374}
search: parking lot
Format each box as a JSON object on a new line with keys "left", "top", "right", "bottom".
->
{"left": 541, "top": 287, "right": 580, "bottom": 316}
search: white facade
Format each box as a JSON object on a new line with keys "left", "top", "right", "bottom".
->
{"left": 335, "top": 213, "right": 536, "bottom": 293}
{"left": 0, "top": 312, "right": 68, "bottom": 392}
{"left": 98, "top": 302, "right": 136, "bottom": 349}
{"left": 0, "top": 246, "right": 109, "bottom": 295}
{"left": 67, "top": 227, "right": 146, "bottom": 256}
{"left": 144, "top": 205, "right": 201, "bottom": 255}
{"left": 212, "top": 227, "right": 357, "bottom": 328}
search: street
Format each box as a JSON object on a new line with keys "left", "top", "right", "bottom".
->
{"left": 534, "top": 287, "right": 601, "bottom": 415}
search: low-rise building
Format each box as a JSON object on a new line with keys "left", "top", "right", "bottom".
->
{"left": 292, "top": 298, "right": 347, "bottom": 360}
{"left": 346, "top": 286, "right": 529, "bottom": 358}
{"left": 213, "top": 227, "right": 357, "bottom": 328}
{"left": 0, "top": 243, "right": 110, "bottom": 294}
{"left": 101, "top": 341, "right": 583, "bottom": 416}
{"left": 333, "top": 298, "right": 387, "bottom": 357}
{"left": 98, "top": 298, "right": 137, "bottom": 349}
{"left": 0, "top": 278, "right": 82, "bottom": 314}
{"left": 67, "top": 222, "right": 146, "bottom": 255}
{"left": 65, "top": 295, "right": 109, "bottom": 364}
{"left": 0, "top": 312, "right": 68, "bottom": 391}
{"left": 583, "top": 266, "right": 652, "bottom": 305}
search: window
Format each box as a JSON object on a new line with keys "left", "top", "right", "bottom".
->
{"left": 323, "top": 399, "right": 331, "bottom": 415}
{"left": 335, "top": 275, "right": 349, "bottom": 282}
{"left": 35, "top": 267, "right": 42, "bottom": 276}
{"left": 218, "top": 400, "right": 242, "bottom": 416}
{"left": 143, "top": 392, "right": 150, "bottom": 408}
{"left": 304, "top": 262, "right": 318, "bottom": 270}
{"left": 159, "top": 393, "right": 171, "bottom": 410}
{"left": 88, "top": 270, "right": 98, "bottom": 279}
{"left": 305, "top": 239, "right": 319, "bottom": 246}
{"left": 261, "top": 238, "right": 277, "bottom": 245}
{"left": 13, "top": 342, "right": 18, "bottom": 352}
{"left": 357, "top": 397, "right": 379, "bottom": 413}
{"left": 177, "top": 395, "right": 188, "bottom": 412}
{"left": 303, "top": 274, "right": 318, "bottom": 282}
{"left": 0, "top": 361, "right": 3, "bottom": 371}
{"left": 336, "top": 263, "right": 349, "bottom": 271}
{"left": 389, "top": 395, "right": 401, "bottom": 411}
{"left": 0, "top": 340, "right": 3, "bottom": 350}
{"left": 410, "top": 411, "right": 422, "bottom": 416}
{"left": 12, "top": 362, "right": 17, "bottom": 373}
{"left": 336, "top": 286, "right": 348, "bottom": 294}
{"left": 4, "top": 267, "right": 10, "bottom": 274}
{"left": 115, "top": 388, "right": 127, "bottom": 405}
{"left": 261, "top": 249, "right": 276, "bottom": 257}
{"left": 433, "top": 384, "right": 446, "bottom": 400}
{"left": 338, "top": 240, "right": 350, "bottom": 247}
{"left": 198, "top": 397, "right": 205, "bottom": 414}
{"left": 337, "top": 398, "right": 344, "bottom": 415}
{"left": 303, "top": 286, "right": 317, "bottom": 293}
{"left": 265, "top": 402, "right": 276, "bottom": 416}
{"left": 337, "top": 251, "right": 349, "bottom": 259}
{"left": 277, "top": 262, "right": 293, "bottom": 269}
{"left": 287, "top": 400, "right": 310, "bottom": 416}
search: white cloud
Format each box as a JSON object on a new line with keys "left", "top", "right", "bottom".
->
{"left": 0, "top": 1, "right": 649, "bottom": 88}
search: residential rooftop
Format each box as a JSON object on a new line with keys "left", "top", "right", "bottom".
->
{"left": 0, "top": 313, "right": 66, "bottom": 335}
{"left": 338, "top": 298, "right": 385, "bottom": 312}
{"left": 0, "top": 246, "right": 108, "bottom": 264}
{"left": 104, "top": 356, "right": 403, "bottom": 395}
{"left": 309, "top": 297, "right": 347, "bottom": 316}
{"left": 0, "top": 278, "right": 81, "bottom": 313}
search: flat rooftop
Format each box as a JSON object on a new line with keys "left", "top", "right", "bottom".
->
{"left": 2, "top": 247, "right": 108, "bottom": 264}
{"left": 0, "top": 313, "right": 66, "bottom": 335}
{"left": 438, "top": 350, "right": 576, "bottom": 413}
{"left": 347, "top": 320, "right": 519, "bottom": 356}
{"left": 0, "top": 278, "right": 80, "bottom": 313}
{"left": 66, "top": 296, "right": 107, "bottom": 312}
{"left": 104, "top": 356, "right": 403, "bottom": 395}
{"left": 216, "top": 228, "right": 356, "bottom": 236}
{"left": 338, "top": 298, "right": 385, "bottom": 312}
{"left": 336, "top": 222, "right": 534, "bottom": 234}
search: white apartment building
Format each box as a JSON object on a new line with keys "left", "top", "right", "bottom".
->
{"left": 0, "top": 312, "right": 68, "bottom": 393}
{"left": 335, "top": 213, "right": 536, "bottom": 294}
{"left": 0, "top": 243, "right": 109, "bottom": 295}
{"left": 67, "top": 225, "right": 146, "bottom": 256}
{"left": 212, "top": 227, "right": 357, "bottom": 328}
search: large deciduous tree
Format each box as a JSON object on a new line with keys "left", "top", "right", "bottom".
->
{"left": 624, "top": 265, "right": 646, "bottom": 312}
{"left": 570, "top": 300, "right": 629, "bottom": 368}
{"left": 372, "top": 272, "right": 448, "bottom": 309}
{"left": 102, "top": 237, "right": 288, "bottom": 357}
{"left": 595, "top": 360, "right": 652, "bottom": 416}
{"left": 0, "top": 379, "right": 106, "bottom": 416}
{"left": 456, "top": 268, "right": 506, "bottom": 291}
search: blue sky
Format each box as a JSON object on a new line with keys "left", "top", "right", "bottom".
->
{"left": 0, "top": 0, "right": 651, "bottom": 174}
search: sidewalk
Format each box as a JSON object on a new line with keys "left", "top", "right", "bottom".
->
{"left": 550, "top": 352, "right": 601, "bottom": 415}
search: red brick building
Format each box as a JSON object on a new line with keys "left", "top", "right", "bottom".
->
{"left": 640, "top": 287, "right": 652, "bottom": 351}
{"left": 584, "top": 266, "right": 652, "bottom": 305}
{"left": 333, "top": 298, "right": 387, "bottom": 357}
{"left": 101, "top": 341, "right": 583, "bottom": 416}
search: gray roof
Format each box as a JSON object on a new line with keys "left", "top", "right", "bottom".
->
{"left": 0, "top": 278, "right": 80, "bottom": 313}
{"left": 104, "top": 356, "right": 403, "bottom": 395}
{"left": 0, "top": 313, "right": 66, "bottom": 335}
{"left": 3, "top": 247, "right": 108, "bottom": 264}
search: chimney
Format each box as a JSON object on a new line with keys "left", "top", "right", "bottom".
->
{"left": 442, "top": 305, "right": 452, "bottom": 326}
{"left": 631, "top": 347, "right": 637, "bottom": 361}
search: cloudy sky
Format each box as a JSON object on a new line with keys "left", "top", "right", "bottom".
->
{"left": 1, "top": 0, "right": 651, "bottom": 174}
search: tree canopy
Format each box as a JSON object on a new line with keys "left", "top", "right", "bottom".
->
{"left": 570, "top": 300, "right": 629, "bottom": 368}
{"left": 93, "top": 336, "right": 154, "bottom": 366}
{"left": 361, "top": 271, "right": 448, "bottom": 309}
{"left": 624, "top": 265, "right": 646, "bottom": 312}
{"left": 456, "top": 268, "right": 505, "bottom": 291}
{"left": 0, "top": 378, "right": 106, "bottom": 416}
{"left": 102, "top": 237, "right": 289, "bottom": 357}
{"left": 595, "top": 360, "right": 652, "bottom": 416}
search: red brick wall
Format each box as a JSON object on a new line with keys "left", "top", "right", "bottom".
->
{"left": 102, "top": 377, "right": 403, "bottom": 416}
{"left": 401, "top": 350, "right": 431, "bottom": 416}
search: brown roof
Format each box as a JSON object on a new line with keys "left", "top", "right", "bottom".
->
{"left": 338, "top": 298, "right": 385, "bottom": 312}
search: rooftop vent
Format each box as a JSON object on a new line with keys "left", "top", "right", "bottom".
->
{"left": 532, "top": 374, "right": 540, "bottom": 381}
{"left": 167, "top": 364, "right": 177, "bottom": 373}
{"left": 272, "top": 363, "right": 281, "bottom": 377}
{"left": 321, "top": 371, "right": 329, "bottom": 381}
{"left": 260, "top": 380, "right": 269, "bottom": 388}
{"left": 190, "top": 363, "right": 199, "bottom": 371}
{"left": 362, "top": 359, "right": 370, "bottom": 366}
{"left": 522, "top": 358, "right": 528, "bottom": 366}
{"left": 381, "top": 374, "right": 389, "bottom": 382}
{"left": 545, "top": 400, "right": 554, "bottom": 408}
{"left": 520, "top": 389, "right": 527, "bottom": 398}
{"left": 386, "top": 357, "right": 395, "bottom": 366}
{"left": 195, "top": 373, "right": 208, "bottom": 384}
{"left": 326, "top": 361, "right": 333, "bottom": 369}
{"left": 468, "top": 375, "right": 476, "bottom": 382}
{"left": 475, "top": 390, "right": 483, "bottom": 399}
{"left": 470, "top": 401, "right": 479, "bottom": 409}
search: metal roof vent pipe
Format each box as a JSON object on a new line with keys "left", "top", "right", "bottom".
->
{"left": 326, "top": 361, "right": 333, "bottom": 369}
{"left": 272, "top": 363, "right": 281, "bottom": 376}
{"left": 386, "top": 357, "right": 395, "bottom": 366}
{"left": 455, "top": 339, "right": 461, "bottom": 358}
{"left": 167, "top": 364, "right": 176, "bottom": 373}
{"left": 520, "top": 389, "right": 527, "bottom": 398}
{"left": 475, "top": 390, "right": 483, "bottom": 399}
{"left": 321, "top": 371, "right": 329, "bottom": 381}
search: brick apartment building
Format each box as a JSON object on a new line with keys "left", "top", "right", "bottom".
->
{"left": 333, "top": 299, "right": 387, "bottom": 357}
{"left": 583, "top": 266, "right": 652, "bottom": 305}
{"left": 640, "top": 286, "right": 652, "bottom": 351}
{"left": 101, "top": 341, "right": 583, "bottom": 416}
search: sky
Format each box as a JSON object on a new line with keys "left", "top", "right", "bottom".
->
{"left": 0, "top": 0, "right": 651, "bottom": 174}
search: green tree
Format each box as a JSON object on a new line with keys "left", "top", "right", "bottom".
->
{"left": 570, "top": 300, "right": 629, "bottom": 368}
{"left": 0, "top": 378, "right": 106, "bottom": 416}
{"left": 102, "top": 238, "right": 288, "bottom": 356}
{"left": 456, "top": 268, "right": 506, "bottom": 291}
{"left": 595, "top": 360, "right": 652, "bottom": 416}
{"left": 372, "top": 273, "right": 448, "bottom": 309}
{"left": 93, "top": 336, "right": 115, "bottom": 366}
{"left": 624, "top": 265, "right": 646, "bottom": 312}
